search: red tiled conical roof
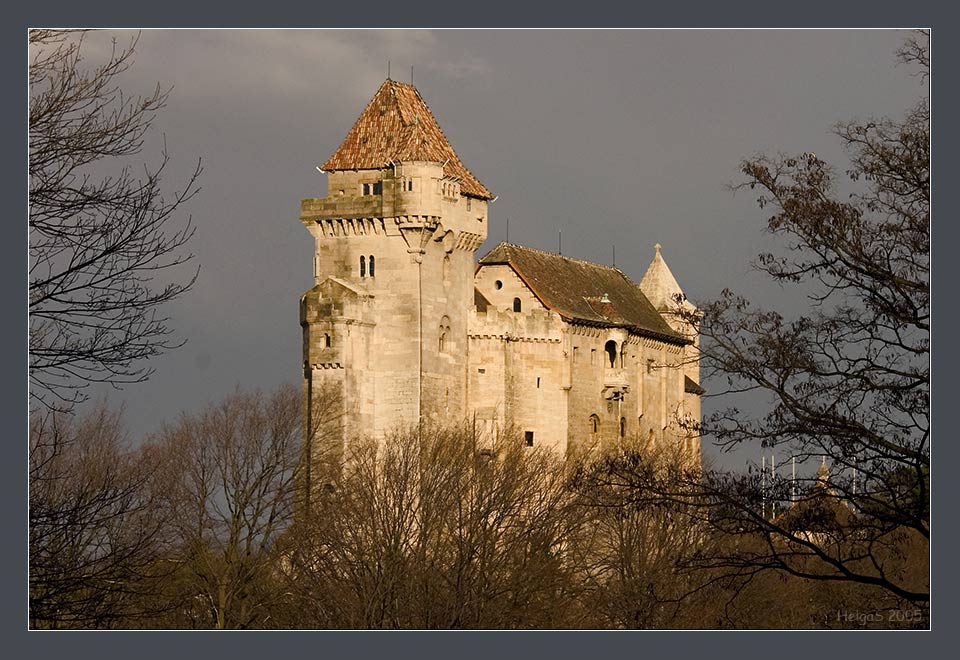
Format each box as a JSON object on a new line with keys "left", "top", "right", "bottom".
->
{"left": 322, "top": 79, "right": 492, "bottom": 200}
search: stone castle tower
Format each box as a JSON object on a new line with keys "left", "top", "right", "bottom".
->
{"left": 300, "top": 80, "right": 701, "bottom": 476}
{"left": 299, "top": 80, "right": 494, "bottom": 463}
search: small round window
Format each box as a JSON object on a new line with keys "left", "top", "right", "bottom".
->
{"left": 495, "top": 280, "right": 503, "bottom": 290}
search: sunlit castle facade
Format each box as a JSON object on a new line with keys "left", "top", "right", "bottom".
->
{"left": 299, "top": 79, "right": 701, "bottom": 470}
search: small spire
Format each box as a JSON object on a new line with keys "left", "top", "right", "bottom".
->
{"left": 600, "top": 293, "right": 611, "bottom": 303}
{"left": 816, "top": 458, "right": 829, "bottom": 487}
{"left": 654, "top": 242, "right": 662, "bottom": 256}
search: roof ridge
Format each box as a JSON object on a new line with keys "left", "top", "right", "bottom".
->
{"left": 391, "top": 80, "right": 421, "bottom": 128}
{"left": 492, "top": 242, "right": 628, "bottom": 276}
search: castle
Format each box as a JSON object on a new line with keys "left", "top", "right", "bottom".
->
{"left": 299, "top": 79, "right": 701, "bottom": 466}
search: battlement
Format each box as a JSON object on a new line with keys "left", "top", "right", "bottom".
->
{"left": 302, "top": 161, "right": 489, "bottom": 245}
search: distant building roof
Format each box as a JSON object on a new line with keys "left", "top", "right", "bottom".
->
{"left": 322, "top": 79, "right": 493, "bottom": 200}
{"left": 774, "top": 462, "right": 855, "bottom": 535}
{"left": 478, "top": 242, "right": 687, "bottom": 344}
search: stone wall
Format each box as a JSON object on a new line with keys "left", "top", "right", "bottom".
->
{"left": 300, "top": 162, "right": 488, "bottom": 446}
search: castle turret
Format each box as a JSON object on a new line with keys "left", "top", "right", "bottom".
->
{"left": 639, "top": 243, "right": 702, "bottom": 461}
{"left": 300, "top": 80, "right": 493, "bottom": 473}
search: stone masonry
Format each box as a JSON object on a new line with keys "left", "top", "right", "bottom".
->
{"left": 299, "top": 80, "right": 701, "bottom": 482}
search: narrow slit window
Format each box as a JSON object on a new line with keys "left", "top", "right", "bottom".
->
{"left": 324, "top": 333, "right": 331, "bottom": 348}
{"left": 360, "top": 255, "right": 366, "bottom": 277}
{"left": 369, "top": 255, "right": 375, "bottom": 277}
{"left": 620, "top": 417, "right": 626, "bottom": 438}
{"left": 524, "top": 431, "right": 534, "bottom": 447}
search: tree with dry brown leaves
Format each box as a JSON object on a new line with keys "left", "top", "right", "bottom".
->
{"left": 655, "top": 32, "right": 929, "bottom": 614}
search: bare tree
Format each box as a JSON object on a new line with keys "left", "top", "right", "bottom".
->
{"left": 29, "top": 405, "right": 169, "bottom": 628}
{"left": 149, "top": 384, "right": 316, "bottom": 629}
{"left": 651, "top": 33, "right": 929, "bottom": 612}
{"left": 282, "top": 425, "right": 586, "bottom": 629}
{"left": 29, "top": 29, "right": 201, "bottom": 412}
{"left": 569, "top": 444, "right": 713, "bottom": 629}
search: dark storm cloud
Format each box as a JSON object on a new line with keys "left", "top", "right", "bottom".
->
{"left": 76, "top": 29, "right": 921, "bottom": 467}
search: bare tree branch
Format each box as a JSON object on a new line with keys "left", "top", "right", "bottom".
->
{"left": 29, "top": 29, "right": 201, "bottom": 412}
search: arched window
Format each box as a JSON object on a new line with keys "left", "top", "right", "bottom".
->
{"left": 438, "top": 316, "right": 451, "bottom": 353}
{"left": 620, "top": 341, "right": 628, "bottom": 368}
{"left": 513, "top": 297, "right": 522, "bottom": 313}
{"left": 590, "top": 414, "right": 600, "bottom": 434}
{"left": 359, "top": 255, "right": 366, "bottom": 277}
{"left": 619, "top": 417, "right": 626, "bottom": 438}
{"left": 604, "top": 340, "right": 617, "bottom": 368}
{"left": 324, "top": 333, "right": 331, "bottom": 348}
{"left": 369, "top": 255, "right": 375, "bottom": 277}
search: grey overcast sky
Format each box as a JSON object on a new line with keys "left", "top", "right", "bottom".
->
{"left": 67, "top": 29, "right": 923, "bottom": 465}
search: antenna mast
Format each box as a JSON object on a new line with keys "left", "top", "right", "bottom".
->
{"left": 771, "top": 454, "right": 777, "bottom": 516}
{"left": 761, "top": 455, "right": 767, "bottom": 519}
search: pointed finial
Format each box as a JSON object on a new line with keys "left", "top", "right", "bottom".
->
{"left": 654, "top": 243, "right": 662, "bottom": 256}
{"left": 816, "top": 458, "right": 829, "bottom": 487}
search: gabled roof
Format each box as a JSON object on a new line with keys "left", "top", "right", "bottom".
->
{"left": 322, "top": 79, "right": 493, "bottom": 200}
{"left": 474, "top": 287, "right": 491, "bottom": 313}
{"left": 478, "top": 243, "right": 686, "bottom": 344}
{"left": 301, "top": 277, "right": 372, "bottom": 304}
